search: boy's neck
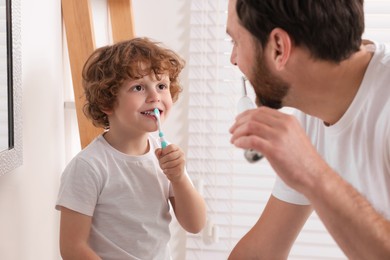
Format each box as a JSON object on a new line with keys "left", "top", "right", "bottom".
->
{"left": 103, "top": 131, "right": 150, "bottom": 156}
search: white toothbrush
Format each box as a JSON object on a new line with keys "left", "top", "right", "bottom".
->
{"left": 237, "top": 77, "right": 263, "bottom": 163}
{"left": 154, "top": 108, "right": 168, "bottom": 149}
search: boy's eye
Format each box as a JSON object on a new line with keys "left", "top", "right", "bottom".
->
{"left": 132, "top": 85, "right": 143, "bottom": 92}
{"left": 158, "top": 83, "right": 168, "bottom": 90}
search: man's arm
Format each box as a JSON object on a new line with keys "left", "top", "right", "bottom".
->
{"left": 230, "top": 107, "right": 390, "bottom": 258}
{"left": 305, "top": 168, "right": 390, "bottom": 259}
{"left": 229, "top": 195, "right": 312, "bottom": 259}
{"left": 59, "top": 207, "right": 101, "bottom": 260}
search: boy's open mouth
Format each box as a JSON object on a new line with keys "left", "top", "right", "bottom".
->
{"left": 141, "top": 109, "right": 162, "bottom": 119}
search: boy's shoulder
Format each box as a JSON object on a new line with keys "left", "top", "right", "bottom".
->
{"left": 73, "top": 134, "right": 107, "bottom": 161}
{"left": 63, "top": 135, "right": 110, "bottom": 177}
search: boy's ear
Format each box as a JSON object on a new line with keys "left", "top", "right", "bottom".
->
{"left": 267, "top": 28, "right": 292, "bottom": 71}
{"left": 101, "top": 109, "right": 112, "bottom": 116}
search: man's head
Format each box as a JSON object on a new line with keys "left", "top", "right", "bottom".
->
{"left": 227, "top": 0, "right": 290, "bottom": 109}
{"left": 227, "top": 0, "right": 365, "bottom": 108}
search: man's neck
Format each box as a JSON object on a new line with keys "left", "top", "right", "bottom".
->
{"left": 285, "top": 45, "right": 374, "bottom": 125}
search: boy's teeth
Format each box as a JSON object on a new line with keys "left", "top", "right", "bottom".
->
{"left": 142, "top": 110, "right": 155, "bottom": 115}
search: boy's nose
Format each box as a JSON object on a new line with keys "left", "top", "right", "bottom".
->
{"left": 146, "top": 89, "right": 160, "bottom": 102}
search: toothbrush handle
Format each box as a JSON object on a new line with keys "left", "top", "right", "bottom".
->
{"left": 159, "top": 132, "right": 168, "bottom": 149}
{"left": 244, "top": 148, "right": 263, "bottom": 163}
{"left": 238, "top": 78, "right": 263, "bottom": 163}
{"left": 161, "top": 140, "right": 168, "bottom": 149}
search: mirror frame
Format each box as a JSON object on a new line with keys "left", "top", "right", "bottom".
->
{"left": 0, "top": 0, "right": 22, "bottom": 176}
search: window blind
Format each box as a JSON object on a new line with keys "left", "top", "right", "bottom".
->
{"left": 0, "top": 1, "right": 9, "bottom": 152}
{"left": 185, "top": 0, "right": 390, "bottom": 259}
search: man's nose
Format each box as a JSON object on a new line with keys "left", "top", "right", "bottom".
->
{"left": 230, "top": 47, "right": 237, "bottom": 66}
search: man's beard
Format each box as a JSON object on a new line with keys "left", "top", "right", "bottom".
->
{"left": 248, "top": 48, "right": 290, "bottom": 109}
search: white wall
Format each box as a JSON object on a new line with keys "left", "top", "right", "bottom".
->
{"left": 0, "top": 0, "right": 64, "bottom": 259}
{"left": 0, "top": 0, "right": 191, "bottom": 260}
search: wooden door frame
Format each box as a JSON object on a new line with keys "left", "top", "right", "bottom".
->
{"left": 62, "top": 0, "right": 135, "bottom": 148}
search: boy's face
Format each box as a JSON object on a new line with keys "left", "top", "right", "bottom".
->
{"left": 105, "top": 73, "right": 173, "bottom": 135}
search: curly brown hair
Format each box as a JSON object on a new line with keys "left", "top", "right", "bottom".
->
{"left": 82, "top": 37, "right": 185, "bottom": 129}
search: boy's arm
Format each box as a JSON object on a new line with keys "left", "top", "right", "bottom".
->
{"left": 156, "top": 144, "right": 206, "bottom": 233}
{"left": 59, "top": 207, "right": 102, "bottom": 260}
{"left": 169, "top": 177, "right": 206, "bottom": 233}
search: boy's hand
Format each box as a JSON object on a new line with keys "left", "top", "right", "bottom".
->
{"left": 155, "top": 144, "right": 185, "bottom": 183}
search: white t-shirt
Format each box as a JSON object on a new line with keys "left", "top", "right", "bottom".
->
{"left": 272, "top": 42, "right": 390, "bottom": 219}
{"left": 56, "top": 134, "right": 175, "bottom": 260}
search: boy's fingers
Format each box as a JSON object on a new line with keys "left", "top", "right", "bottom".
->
{"left": 155, "top": 148, "right": 162, "bottom": 157}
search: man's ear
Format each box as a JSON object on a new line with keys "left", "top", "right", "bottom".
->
{"left": 268, "top": 28, "right": 292, "bottom": 71}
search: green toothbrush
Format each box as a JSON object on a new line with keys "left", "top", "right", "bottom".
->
{"left": 154, "top": 108, "right": 168, "bottom": 149}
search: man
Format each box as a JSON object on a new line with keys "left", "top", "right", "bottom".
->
{"left": 227, "top": 0, "right": 390, "bottom": 259}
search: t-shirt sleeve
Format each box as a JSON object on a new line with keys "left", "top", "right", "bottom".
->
{"left": 55, "top": 157, "right": 102, "bottom": 216}
{"left": 271, "top": 109, "right": 311, "bottom": 205}
{"left": 272, "top": 176, "right": 310, "bottom": 205}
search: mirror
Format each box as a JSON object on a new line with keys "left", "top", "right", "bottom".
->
{"left": 0, "top": 0, "right": 22, "bottom": 176}
{"left": 0, "top": 0, "right": 10, "bottom": 152}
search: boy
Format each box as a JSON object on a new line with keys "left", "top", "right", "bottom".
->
{"left": 56, "top": 37, "right": 206, "bottom": 260}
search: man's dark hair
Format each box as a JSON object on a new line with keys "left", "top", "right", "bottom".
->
{"left": 236, "top": 0, "right": 365, "bottom": 62}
